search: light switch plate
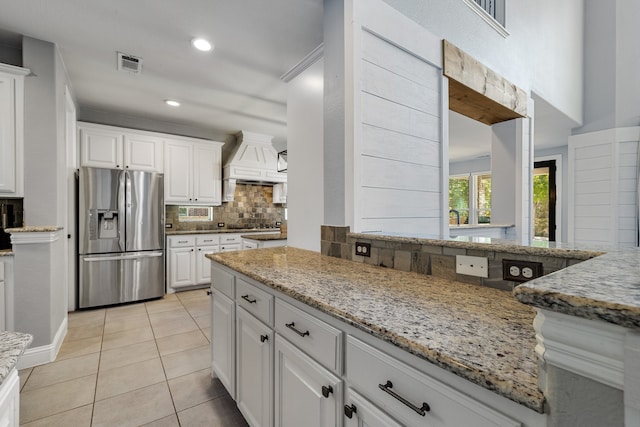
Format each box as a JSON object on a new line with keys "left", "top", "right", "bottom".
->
{"left": 456, "top": 255, "right": 488, "bottom": 278}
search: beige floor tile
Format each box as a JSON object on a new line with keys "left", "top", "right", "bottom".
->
{"left": 200, "top": 327, "right": 211, "bottom": 342}
{"left": 161, "top": 345, "right": 211, "bottom": 379}
{"left": 145, "top": 299, "right": 184, "bottom": 314}
{"left": 99, "top": 340, "right": 159, "bottom": 371}
{"left": 148, "top": 308, "right": 191, "bottom": 325}
{"left": 151, "top": 316, "right": 199, "bottom": 339}
{"left": 103, "top": 312, "right": 151, "bottom": 335}
{"left": 106, "top": 303, "right": 148, "bottom": 320}
{"left": 177, "top": 395, "right": 249, "bottom": 427}
{"left": 56, "top": 335, "right": 102, "bottom": 361}
{"left": 182, "top": 298, "right": 211, "bottom": 317}
{"left": 92, "top": 382, "right": 175, "bottom": 427}
{"left": 161, "top": 292, "right": 179, "bottom": 301}
{"left": 156, "top": 329, "right": 208, "bottom": 356}
{"left": 23, "top": 353, "right": 99, "bottom": 391}
{"left": 193, "top": 313, "right": 211, "bottom": 329}
{"left": 67, "top": 309, "right": 105, "bottom": 329}
{"left": 168, "top": 369, "right": 226, "bottom": 412}
{"left": 175, "top": 289, "right": 210, "bottom": 301}
{"left": 101, "top": 325, "right": 154, "bottom": 350}
{"left": 140, "top": 414, "right": 180, "bottom": 427}
{"left": 19, "top": 368, "right": 33, "bottom": 391}
{"left": 65, "top": 323, "right": 104, "bottom": 342}
{"left": 96, "top": 357, "right": 166, "bottom": 401}
{"left": 20, "top": 404, "right": 93, "bottom": 427}
{"left": 20, "top": 374, "right": 96, "bottom": 424}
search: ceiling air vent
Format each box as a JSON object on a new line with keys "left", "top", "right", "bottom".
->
{"left": 117, "top": 52, "right": 143, "bottom": 74}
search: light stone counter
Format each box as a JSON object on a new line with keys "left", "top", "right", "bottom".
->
{"left": 5, "top": 226, "right": 63, "bottom": 233}
{"left": 207, "top": 246, "right": 544, "bottom": 412}
{"left": 166, "top": 228, "right": 280, "bottom": 235}
{"left": 514, "top": 249, "right": 640, "bottom": 329}
{"left": 0, "top": 250, "right": 12, "bottom": 257}
{"left": 0, "top": 331, "right": 32, "bottom": 385}
{"left": 240, "top": 233, "right": 287, "bottom": 241}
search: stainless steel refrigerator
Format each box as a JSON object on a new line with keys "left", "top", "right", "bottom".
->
{"left": 78, "top": 167, "right": 165, "bottom": 308}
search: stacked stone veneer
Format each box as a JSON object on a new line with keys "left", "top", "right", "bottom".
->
{"left": 321, "top": 225, "right": 594, "bottom": 291}
{"left": 166, "top": 184, "right": 285, "bottom": 231}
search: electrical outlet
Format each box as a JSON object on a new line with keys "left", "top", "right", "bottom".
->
{"left": 275, "top": 221, "right": 281, "bottom": 226}
{"left": 502, "top": 259, "right": 543, "bottom": 282}
{"left": 456, "top": 255, "right": 488, "bottom": 278}
{"left": 165, "top": 223, "right": 172, "bottom": 228}
{"left": 217, "top": 222, "right": 225, "bottom": 228}
{"left": 355, "top": 242, "right": 371, "bottom": 257}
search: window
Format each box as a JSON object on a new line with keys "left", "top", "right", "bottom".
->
{"left": 449, "top": 173, "right": 492, "bottom": 225}
{"left": 178, "top": 206, "right": 214, "bottom": 222}
{"left": 463, "top": 0, "right": 507, "bottom": 36}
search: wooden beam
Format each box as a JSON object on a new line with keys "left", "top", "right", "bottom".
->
{"left": 443, "top": 40, "right": 527, "bottom": 125}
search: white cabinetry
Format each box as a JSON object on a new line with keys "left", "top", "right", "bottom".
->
{"left": 344, "top": 388, "right": 403, "bottom": 427}
{"left": 0, "top": 263, "right": 5, "bottom": 331}
{"left": 0, "top": 64, "right": 28, "bottom": 196}
{"left": 211, "top": 264, "right": 236, "bottom": 397}
{"left": 78, "top": 122, "right": 163, "bottom": 172}
{"left": 219, "top": 233, "right": 242, "bottom": 252}
{"left": 167, "top": 234, "right": 221, "bottom": 292}
{"left": 0, "top": 369, "right": 19, "bottom": 426}
{"left": 275, "top": 335, "right": 342, "bottom": 427}
{"left": 164, "top": 140, "right": 222, "bottom": 205}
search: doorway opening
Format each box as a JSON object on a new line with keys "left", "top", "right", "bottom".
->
{"left": 533, "top": 160, "right": 557, "bottom": 241}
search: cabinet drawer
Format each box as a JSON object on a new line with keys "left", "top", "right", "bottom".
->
{"left": 236, "top": 278, "right": 273, "bottom": 326}
{"left": 211, "top": 264, "right": 234, "bottom": 298}
{"left": 168, "top": 235, "right": 195, "bottom": 248}
{"left": 346, "top": 337, "right": 520, "bottom": 427}
{"left": 275, "top": 299, "right": 342, "bottom": 373}
{"left": 196, "top": 234, "right": 220, "bottom": 246}
{"left": 220, "top": 243, "right": 241, "bottom": 252}
{"left": 220, "top": 234, "right": 242, "bottom": 244}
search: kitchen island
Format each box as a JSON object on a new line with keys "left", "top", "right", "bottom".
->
{"left": 207, "top": 246, "right": 546, "bottom": 427}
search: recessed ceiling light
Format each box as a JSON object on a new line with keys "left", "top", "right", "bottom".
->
{"left": 165, "top": 99, "right": 180, "bottom": 107}
{"left": 191, "top": 38, "right": 213, "bottom": 52}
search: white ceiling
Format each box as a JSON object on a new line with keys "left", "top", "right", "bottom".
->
{"left": 0, "top": 0, "right": 324, "bottom": 145}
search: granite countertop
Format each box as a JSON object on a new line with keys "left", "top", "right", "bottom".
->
{"left": 0, "top": 331, "right": 32, "bottom": 385}
{"left": 0, "top": 250, "right": 13, "bottom": 257}
{"left": 351, "top": 232, "right": 605, "bottom": 260}
{"left": 514, "top": 249, "right": 640, "bottom": 329}
{"left": 207, "top": 246, "right": 544, "bottom": 412}
{"left": 240, "top": 233, "right": 287, "bottom": 241}
{"left": 166, "top": 228, "right": 280, "bottom": 236}
{"left": 5, "top": 226, "right": 63, "bottom": 233}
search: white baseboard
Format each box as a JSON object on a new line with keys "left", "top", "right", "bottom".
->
{"left": 17, "top": 317, "right": 67, "bottom": 369}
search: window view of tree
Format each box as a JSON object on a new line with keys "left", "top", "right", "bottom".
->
{"left": 533, "top": 172, "right": 550, "bottom": 238}
{"left": 476, "top": 174, "right": 491, "bottom": 223}
{"left": 449, "top": 176, "right": 469, "bottom": 224}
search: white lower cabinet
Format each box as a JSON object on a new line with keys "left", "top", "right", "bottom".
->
{"left": 210, "top": 262, "right": 539, "bottom": 427}
{"left": 169, "top": 246, "right": 195, "bottom": 289}
{"left": 275, "top": 335, "right": 342, "bottom": 427}
{"left": 344, "top": 388, "right": 403, "bottom": 427}
{"left": 236, "top": 307, "right": 273, "bottom": 427}
{"left": 211, "top": 288, "right": 235, "bottom": 398}
{"left": 0, "top": 369, "right": 19, "bottom": 426}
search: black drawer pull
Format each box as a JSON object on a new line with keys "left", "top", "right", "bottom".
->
{"left": 206, "top": 290, "right": 212, "bottom": 296}
{"left": 241, "top": 295, "right": 257, "bottom": 304}
{"left": 344, "top": 404, "right": 357, "bottom": 419}
{"left": 321, "top": 385, "right": 333, "bottom": 398}
{"left": 285, "top": 322, "right": 310, "bottom": 337}
{"left": 378, "top": 381, "right": 430, "bottom": 416}
{"left": 260, "top": 334, "right": 268, "bottom": 343}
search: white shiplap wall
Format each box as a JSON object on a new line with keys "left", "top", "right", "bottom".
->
{"left": 349, "top": 0, "right": 446, "bottom": 235}
{"left": 568, "top": 127, "right": 640, "bottom": 246}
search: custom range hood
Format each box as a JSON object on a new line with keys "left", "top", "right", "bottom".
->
{"left": 222, "top": 131, "right": 287, "bottom": 202}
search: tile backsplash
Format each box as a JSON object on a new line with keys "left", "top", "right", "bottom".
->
{"left": 165, "top": 184, "right": 285, "bottom": 231}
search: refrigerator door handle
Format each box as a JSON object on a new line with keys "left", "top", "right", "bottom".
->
{"left": 83, "top": 252, "right": 163, "bottom": 262}
{"left": 119, "top": 170, "right": 127, "bottom": 252}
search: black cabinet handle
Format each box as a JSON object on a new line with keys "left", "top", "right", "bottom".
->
{"left": 321, "top": 385, "right": 333, "bottom": 398}
{"left": 378, "top": 381, "right": 430, "bottom": 416}
{"left": 260, "top": 334, "right": 268, "bottom": 343}
{"left": 206, "top": 290, "right": 212, "bottom": 296}
{"left": 344, "top": 404, "right": 357, "bottom": 419}
{"left": 285, "top": 322, "right": 310, "bottom": 337}
{"left": 241, "top": 295, "right": 257, "bottom": 304}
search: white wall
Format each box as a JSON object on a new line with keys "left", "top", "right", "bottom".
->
{"left": 382, "top": 0, "right": 584, "bottom": 125}
{"left": 449, "top": 157, "right": 491, "bottom": 176}
{"left": 287, "top": 59, "right": 324, "bottom": 251}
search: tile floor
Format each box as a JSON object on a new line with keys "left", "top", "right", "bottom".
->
{"left": 18, "top": 289, "right": 249, "bottom": 427}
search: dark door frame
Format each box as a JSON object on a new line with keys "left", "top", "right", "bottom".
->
{"left": 534, "top": 160, "right": 557, "bottom": 241}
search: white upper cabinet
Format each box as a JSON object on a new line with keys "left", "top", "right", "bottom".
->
{"left": 0, "top": 64, "right": 29, "bottom": 196}
{"left": 78, "top": 122, "right": 163, "bottom": 172}
{"left": 164, "top": 139, "right": 223, "bottom": 205}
